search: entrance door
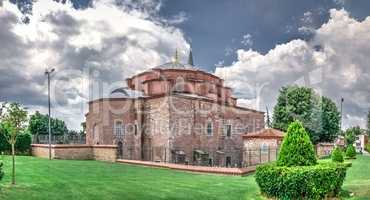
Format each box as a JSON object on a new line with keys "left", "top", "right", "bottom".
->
{"left": 226, "top": 156, "right": 231, "bottom": 167}
{"left": 117, "top": 141, "right": 123, "bottom": 159}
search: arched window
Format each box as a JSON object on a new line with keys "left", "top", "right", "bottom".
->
{"left": 206, "top": 121, "right": 213, "bottom": 136}
{"left": 224, "top": 124, "right": 232, "bottom": 137}
{"left": 174, "top": 76, "right": 185, "bottom": 92}
{"left": 115, "top": 120, "right": 123, "bottom": 136}
{"left": 92, "top": 124, "right": 99, "bottom": 144}
{"left": 261, "top": 143, "right": 269, "bottom": 154}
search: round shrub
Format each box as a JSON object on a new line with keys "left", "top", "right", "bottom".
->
{"left": 332, "top": 147, "right": 344, "bottom": 163}
{"left": 346, "top": 145, "right": 356, "bottom": 159}
{"left": 255, "top": 163, "right": 348, "bottom": 199}
{"left": 277, "top": 120, "right": 317, "bottom": 167}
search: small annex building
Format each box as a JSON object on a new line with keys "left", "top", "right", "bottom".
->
{"left": 242, "top": 128, "right": 284, "bottom": 166}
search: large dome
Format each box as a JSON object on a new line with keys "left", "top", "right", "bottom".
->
{"left": 153, "top": 62, "right": 198, "bottom": 71}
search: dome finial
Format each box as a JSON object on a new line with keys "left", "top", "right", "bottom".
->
{"left": 174, "top": 49, "right": 179, "bottom": 64}
{"left": 188, "top": 48, "right": 194, "bottom": 66}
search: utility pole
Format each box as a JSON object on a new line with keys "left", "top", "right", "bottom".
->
{"left": 45, "top": 68, "right": 55, "bottom": 160}
{"left": 340, "top": 97, "right": 344, "bottom": 134}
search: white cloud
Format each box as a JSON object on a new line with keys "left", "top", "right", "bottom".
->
{"left": 215, "top": 9, "right": 370, "bottom": 129}
{"left": 0, "top": 0, "right": 189, "bottom": 130}
{"left": 241, "top": 33, "right": 253, "bottom": 47}
{"left": 299, "top": 11, "right": 315, "bottom": 34}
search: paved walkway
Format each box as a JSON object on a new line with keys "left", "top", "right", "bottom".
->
{"left": 116, "top": 159, "right": 256, "bottom": 176}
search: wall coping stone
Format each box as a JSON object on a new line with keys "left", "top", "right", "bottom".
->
{"left": 32, "top": 144, "right": 117, "bottom": 149}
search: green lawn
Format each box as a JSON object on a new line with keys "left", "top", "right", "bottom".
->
{"left": 0, "top": 155, "right": 369, "bottom": 200}
{"left": 0, "top": 156, "right": 262, "bottom": 200}
{"left": 343, "top": 156, "right": 370, "bottom": 200}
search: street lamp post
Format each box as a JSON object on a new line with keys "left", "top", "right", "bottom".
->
{"left": 45, "top": 68, "right": 55, "bottom": 160}
{"left": 340, "top": 97, "right": 344, "bottom": 133}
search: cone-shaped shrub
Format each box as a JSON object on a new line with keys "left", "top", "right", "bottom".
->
{"left": 277, "top": 120, "right": 317, "bottom": 166}
{"left": 346, "top": 145, "right": 356, "bottom": 159}
{"left": 332, "top": 147, "right": 344, "bottom": 163}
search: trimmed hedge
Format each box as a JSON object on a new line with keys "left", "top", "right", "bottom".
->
{"left": 277, "top": 121, "right": 317, "bottom": 167}
{"left": 332, "top": 147, "right": 344, "bottom": 163}
{"left": 255, "top": 162, "right": 348, "bottom": 200}
{"left": 346, "top": 145, "right": 356, "bottom": 159}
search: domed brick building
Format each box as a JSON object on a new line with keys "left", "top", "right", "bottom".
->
{"left": 85, "top": 51, "right": 265, "bottom": 167}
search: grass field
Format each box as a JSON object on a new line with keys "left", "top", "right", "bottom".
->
{"left": 0, "top": 155, "right": 369, "bottom": 200}
{"left": 0, "top": 156, "right": 261, "bottom": 200}
{"left": 342, "top": 156, "right": 370, "bottom": 200}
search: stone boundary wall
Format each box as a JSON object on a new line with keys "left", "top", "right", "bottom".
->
{"left": 31, "top": 144, "right": 117, "bottom": 162}
{"left": 316, "top": 143, "right": 335, "bottom": 158}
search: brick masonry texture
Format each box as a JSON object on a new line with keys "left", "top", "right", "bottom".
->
{"left": 31, "top": 144, "right": 117, "bottom": 162}
{"left": 85, "top": 65, "right": 265, "bottom": 167}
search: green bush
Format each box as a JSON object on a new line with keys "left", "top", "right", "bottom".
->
{"left": 0, "top": 161, "right": 4, "bottom": 181}
{"left": 345, "top": 145, "right": 356, "bottom": 159}
{"left": 277, "top": 120, "right": 317, "bottom": 167}
{"left": 0, "top": 129, "right": 32, "bottom": 155}
{"left": 255, "top": 162, "right": 348, "bottom": 200}
{"left": 332, "top": 147, "right": 344, "bottom": 163}
{"left": 15, "top": 133, "right": 32, "bottom": 154}
{"left": 365, "top": 143, "right": 370, "bottom": 153}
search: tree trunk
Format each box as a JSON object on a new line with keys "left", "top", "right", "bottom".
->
{"left": 11, "top": 143, "right": 15, "bottom": 185}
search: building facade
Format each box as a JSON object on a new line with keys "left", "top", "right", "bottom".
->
{"left": 85, "top": 56, "right": 265, "bottom": 167}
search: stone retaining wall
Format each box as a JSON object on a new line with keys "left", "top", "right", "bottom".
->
{"left": 92, "top": 145, "right": 117, "bottom": 161}
{"left": 32, "top": 144, "right": 117, "bottom": 162}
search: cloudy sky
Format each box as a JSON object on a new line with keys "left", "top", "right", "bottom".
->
{"left": 1, "top": 0, "right": 370, "bottom": 130}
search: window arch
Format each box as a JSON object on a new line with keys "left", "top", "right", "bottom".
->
{"left": 206, "top": 120, "right": 213, "bottom": 136}
{"left": 261, "top": 143, "right": 269, "bottom": 154}
{"left": 174, "top": 76, "right": 185, "bottom": 92}
{"left": 114, "top": 120, "right": 124, "bottom": 137}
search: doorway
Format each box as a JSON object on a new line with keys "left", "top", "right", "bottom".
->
{"left": 117, "top": 141, "right": 123, "bottom": 159}
{"left": 226, "top": 156, "right": 231, "bottom": 167}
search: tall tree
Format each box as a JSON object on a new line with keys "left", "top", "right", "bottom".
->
{"left": 317, "top": 97, "right": 340, "bottom": 142}
{"left": 1, "top": 102, "right": 28, "bottom": 185}
{"left": 344, "top": 126, "right": 362, "bottom": 145}
{"left": 272, "top": 85, "right": 340, "bottom": 144}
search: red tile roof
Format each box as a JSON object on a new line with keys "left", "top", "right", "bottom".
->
{"left": 242, "top": 128, "right": 285, "bottom": 139}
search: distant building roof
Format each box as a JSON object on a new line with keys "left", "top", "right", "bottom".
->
{"left": 242, "top": 128, "right": 285, "bottom": 139}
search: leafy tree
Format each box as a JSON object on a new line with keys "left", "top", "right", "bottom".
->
{"left": 318, "top": 97, "right": 341, "bottom": 142}
{"left": 345, "top": 145, "right": 356, "bottom": 158}
{"left": 1, "top": 102, "right": 28, "bottom": 185}
{"left": 272, "top": 85, "right": 340, "bottom": 144}
{"left": 344, "top": 126, "right": 362, "bottom": 145}
{"left": 277, "top": 120, "right": 317, "bottom": 167}
{"left": 28, "top": 111, "right": 68, "bottom": 138}
{"left": 331, "top": 147, "right": 344, "bottom": 163}
{"left": 272, "top": 86, "right": 315, "bottom": 132}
